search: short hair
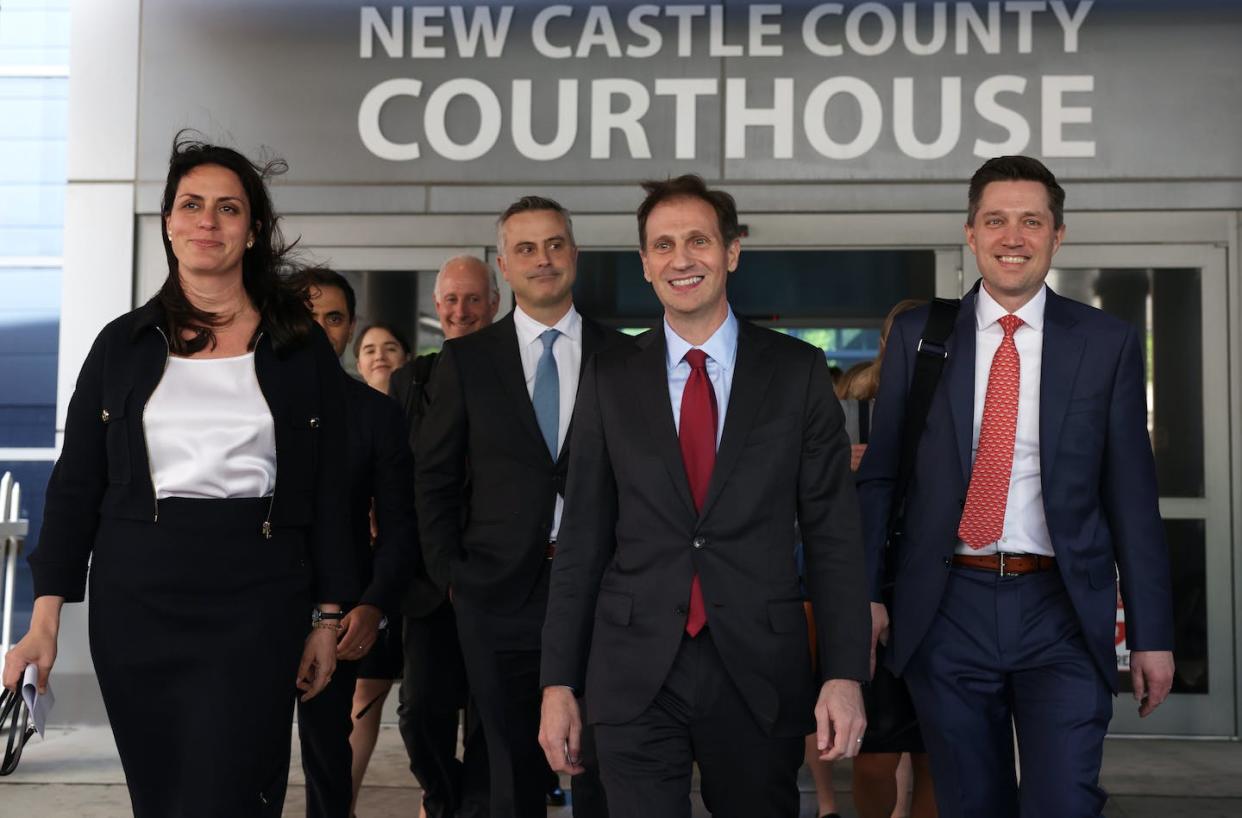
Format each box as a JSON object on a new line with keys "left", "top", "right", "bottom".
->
{"left": 496, "top": 195, "right": 575, "bottom": 252}
{"left": 967, "top": 156, "right": 1066, "bottom": 230}
{"left": 287, "top": 265, "right": 357, "bottom": 320}
{"left": 637, "top": 174, "right": 741, "bottom": 250}
{"left": 352, "top": 321, "right": 412, "bottom": 359}
{"left": 434, "top": 255, "right": 499, "bottom": 300}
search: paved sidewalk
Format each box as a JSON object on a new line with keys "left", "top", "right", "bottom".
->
{"left": 1, "top": 725, "right": 1239, "bottom": 817}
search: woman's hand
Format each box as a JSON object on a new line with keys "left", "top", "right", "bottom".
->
{"left": 2, "top": 597, "right": 63, "bottom": 692}
{"left": 296, "top": 627, "right": 339, "bottom": 702}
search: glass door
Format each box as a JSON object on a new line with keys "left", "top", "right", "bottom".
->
{"left": 959, "top": 243, "right": 1233, "bottom": 737}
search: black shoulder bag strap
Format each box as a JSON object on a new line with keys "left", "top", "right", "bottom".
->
{"left": 884, "top": 297, "right": 963, "bottom": 561}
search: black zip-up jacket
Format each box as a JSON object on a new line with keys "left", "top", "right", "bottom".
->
{"left": 29, "top": 300, "right": 359, "bottom": 604}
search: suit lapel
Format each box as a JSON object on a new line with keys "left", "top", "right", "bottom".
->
{"left": 557, "top": 317, "right": 607, "bottom": 467}
{"left": 1039, "top": 288, "right": 1085, "bottom": 482}
{"left": 699, "top": 321, "right": 774, "bottom": 521}
{"left": 488, "top": 314, "right": 549, "bottom": 461}
{"left": 633, "top": 331, "right": 697, "bottom": 518}
{"left": 947, "top": 287, "right": 980, "bottom": 485}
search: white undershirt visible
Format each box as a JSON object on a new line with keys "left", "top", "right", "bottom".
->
{"left": 143, "top": 353, "right": 277, "bottom": 500}
{"left": 956, "top": 284, "right": 1055, "bottom": 557}
{"left": 512, "top": 303, "right": 582, "bottom": 541}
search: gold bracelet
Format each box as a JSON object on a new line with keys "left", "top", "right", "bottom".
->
{"left": 311, "top": 621, "right": 341, "bottom": 631}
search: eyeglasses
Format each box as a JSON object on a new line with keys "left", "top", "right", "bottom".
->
{"left": 0, "top": 686, "right": 35, "bottom": 775}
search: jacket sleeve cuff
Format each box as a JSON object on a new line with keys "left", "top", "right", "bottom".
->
{"left": 29, "top": 560, "right": 89, "bottom": 603}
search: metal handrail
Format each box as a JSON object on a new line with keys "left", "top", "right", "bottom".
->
{"left": 1, "top": 472, "right": 30, "bottom": 656}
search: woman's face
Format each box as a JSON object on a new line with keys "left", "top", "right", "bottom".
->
{"left": 356, "top": 327, "right": 408, "bottom": 392}
{"left": 164, "top": 163, "right": 255, "bottom": 279}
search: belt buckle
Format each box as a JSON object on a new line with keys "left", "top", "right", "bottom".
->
{"left": 997, "top": 552, "right": 1012, "bottom": 577}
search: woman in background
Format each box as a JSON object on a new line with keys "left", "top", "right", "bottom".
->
{"left": 3, "top": 136, "right": 356, "bottom": 817}
{"left": 839, "top": 299, "right": 937, "bottom": 818}
{"left": 355, "top": 323, "right": 411, "bottom": 395}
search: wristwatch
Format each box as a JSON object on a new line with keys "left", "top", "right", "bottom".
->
{"left": 311, "top": 609, "right": 345, "bottom": 626}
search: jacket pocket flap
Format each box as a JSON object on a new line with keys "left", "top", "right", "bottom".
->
{"left": 767, "top": 599, "right": 806, "bottom": 634}
{"left": 101, "top": 385, "right": 131, "bottom": 422}
{"left": 596, "top": 589, "right": 633, "bottom": 626}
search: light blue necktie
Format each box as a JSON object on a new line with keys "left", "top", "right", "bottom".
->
{"left": 532, "top": 329, "right": 560, "bottom": 457}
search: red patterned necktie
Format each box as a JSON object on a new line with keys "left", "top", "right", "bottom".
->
{"left": 679, "top": 349, "right": 716, "bottom": 636}
{"left": 958, "top": 314, "right": 1024, "bottom": 550}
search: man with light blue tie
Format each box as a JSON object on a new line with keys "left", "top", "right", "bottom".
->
{"left": 416, "top": 196, "right": 625, "bottom": 818}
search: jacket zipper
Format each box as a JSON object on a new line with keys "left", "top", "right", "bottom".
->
{"left": 255, "top": 331, "right": 276, "bottom": 539}
{"left": 143, "top": 326, "right": 172, "bottom": 523}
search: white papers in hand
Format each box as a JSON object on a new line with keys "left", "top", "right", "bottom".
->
{"left": 20, "top": 663, "right": 53, "bottom": 737}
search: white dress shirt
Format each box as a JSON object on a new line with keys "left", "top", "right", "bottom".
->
{"left": 956, "top": 284, "right": 1055, "bottom": 557}
{"left": 143, "top": 353, "right": 277, "bottom": 499}
{"left": 512, "top": 303, "right": 582, "bottom": 540}
{"left": 664, "top": 308, "right": 738, "bottom": 448}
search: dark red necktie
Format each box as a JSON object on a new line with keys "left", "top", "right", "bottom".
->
{"left": 679, "top": 349, "right": 717, "bottom": 637}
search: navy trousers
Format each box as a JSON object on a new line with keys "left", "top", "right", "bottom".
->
{"left": 902, "top": 566, "right": 1112, "bottom": 818}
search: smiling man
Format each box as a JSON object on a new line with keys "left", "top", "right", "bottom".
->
{"left": 538, "top": 175, "right": 870, "bottom": 818}
{"left": 415, "top": 197, "right": 621, "bottom": 818}
{"left": 857, "top": 156, "right": 1175, "bottom": 818}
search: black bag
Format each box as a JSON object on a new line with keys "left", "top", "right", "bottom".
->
{"left": 861, "top": 297, "right": 961, "bottom": 754}
{"left": 0, "top": 685, "right": 35, "bottom": 776}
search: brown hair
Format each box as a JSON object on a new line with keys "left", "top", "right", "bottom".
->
{"left": 837, "top": 299, "right": 925, "bottom": 401}
{"left": 637, "top": 174, "right": 740, "bottom": 250}
{"left": 967, "top": 155, "right": 1066, "bottom": 230}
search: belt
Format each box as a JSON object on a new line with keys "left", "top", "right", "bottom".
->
{"left": 545, "top": 540, "right": 556, "bottom": 560}
{"left": 952, "top": 553, "right": 1056, "bottom": 577}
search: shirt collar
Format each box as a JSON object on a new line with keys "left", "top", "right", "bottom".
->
{"left": 664, "top": 307, "right": 739, "bottom": 371}
{"left": 975, "top": 283, "right": 1046, "bottom": 332}
{"left": 512, "top": 303, "right": 581, "bottom": 346}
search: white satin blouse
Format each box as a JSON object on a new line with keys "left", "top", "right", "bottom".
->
{"left": 142, "top": 353, "right": 277, "bottom": 499}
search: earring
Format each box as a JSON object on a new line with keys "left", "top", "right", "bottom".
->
{"left": 167, "top": 232, "right": 172, "bottom": 241}
{"left": 246, "top": 239, "right": 254, "bottom": 248}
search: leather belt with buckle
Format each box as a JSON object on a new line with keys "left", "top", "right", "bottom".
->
{"left": 545, "top": 540, "right": 557, "bottom": 560}
{"left": 952, "top": 552, "right": 1056, "bottom": 577}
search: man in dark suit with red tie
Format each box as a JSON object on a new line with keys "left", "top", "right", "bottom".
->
{"left": 858, "top": 156, "right": 1176, "bottom": 818}
{"left": 538, "top": 175, "right": 870, "bottom": 817}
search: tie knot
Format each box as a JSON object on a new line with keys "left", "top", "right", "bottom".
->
{"left": 999, "top": 314, "right": 1024, "bottom": 337}
{"left": 684, "top": 348, "right": 709, "bottom": 371}
{"left": 539, "top": 328, "right": 560, "bottom": 350}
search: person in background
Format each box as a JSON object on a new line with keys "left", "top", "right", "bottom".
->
{"left": 838, "top": 299, "right": 936, "bottom": 818}
{"left": 356, "top": 322, "right": 411, "bottom": 394}
{"left": 2, "top": 136, "right": 356, "bottom": 817}
{"left": 293, "top": 266, "right": 419, "bottom": 818}
{"left": 417, "top": 196, "right": 620, "bottom": 818}
{"left": 388, "top": 254, "right": 499, "bottom": 818}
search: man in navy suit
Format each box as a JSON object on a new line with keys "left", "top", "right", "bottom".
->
{"left": 858, "top": 156, "right": 1175, "bottom": 818}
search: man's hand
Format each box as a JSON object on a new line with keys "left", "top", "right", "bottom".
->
{"left": 539, "top": 685, "right": 585, "bottom": 775}
{"left": 869, "top": 602, "right": 890, "bottom": 679}
{"left": 814, "top": 678, "right": 866, "bottom": 761}
{"left": 336, "top": 604, "right": 384, "bottom": 661}
{"left": 850, "top": 443, "right": 868, "bottom": 472}
{"left": 1130, "top": 650, "right": 1175, "bottom": 717}
{"left": 297, "top": 626, "right": 339, "bottom": 702}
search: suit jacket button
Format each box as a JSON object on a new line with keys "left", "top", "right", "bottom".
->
{"left": 943, "top": 557, "right": 952, "bottom": 567}
{"left": 692, "top": 536, "right": 706, "bottom": 549}
{"left": 674, "top": 605, "right": 687, "bottom": 616}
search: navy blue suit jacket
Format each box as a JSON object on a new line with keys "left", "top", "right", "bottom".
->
{"left": 857, "top": 283, "right": 1174, "bottom": 691}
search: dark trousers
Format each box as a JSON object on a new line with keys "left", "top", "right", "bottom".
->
{"left": 296, "top": 659, "right": 361, "bottom": 818}
{"left": 454, "top": 567, "right": 608, "bottom": 818}
{"left": 593, "top": 630, "right": 803, "bottom": 818}
{"left": 398, "top": 600, "right": 488, "bottom": 818}
{"left": 902, "top": 567, "right": 1113, "bottom": 818}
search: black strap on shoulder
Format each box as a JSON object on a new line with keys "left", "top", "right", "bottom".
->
{"left": 886, "top": 297, "right": 962, "bottom": 544}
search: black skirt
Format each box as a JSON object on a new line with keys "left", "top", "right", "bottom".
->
{"left": 88, "top": 498, "right": 312, "bottom": 818}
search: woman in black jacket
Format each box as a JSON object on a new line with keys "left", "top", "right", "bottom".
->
{"left": 2, "top": 136, "right": 358, "bottom": 817}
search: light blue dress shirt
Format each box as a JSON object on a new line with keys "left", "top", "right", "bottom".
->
{"left": 664, "top": 308, "right": 738, "bottom": 448}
